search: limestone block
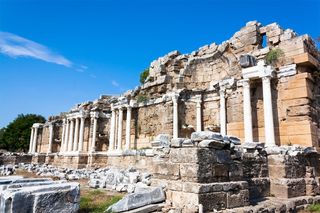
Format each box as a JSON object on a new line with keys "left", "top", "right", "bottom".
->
{"left": 0, "top": 182, "right": 80, "bottom": 213}
{"left": 170, "top": 138, "right": 185, "bottom": 148}
{"left": 151, "top": 134, "right": 171, "bottom": 148}
{"left": 247, "top": 178, "right": 270, "bottom": 199}
{"left": 153, "top": 162, "right": 180, "bottom": 180}
{"left": 191, "top": 131, "right": 223, "bottom": 142}
{"left": 169, "top": 148, "right": 199, "bottom": 163}
{"left": 227, "top": 189, "right": 249, "bottom": 209}
{"left": 199, "top": 192, "right": 227, "bottom": 211}
{"left": 270, "top": 178, "right": 306, "bottom": 198}
{"left": 107, "top": 186, "right": 165, "bottom": 212}
{"left": 198, "top": 139, "right": 229, "bottom": 149}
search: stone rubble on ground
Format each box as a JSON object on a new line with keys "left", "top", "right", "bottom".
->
{"left": 0, "top": 176, "right": 80, "bottom": 213}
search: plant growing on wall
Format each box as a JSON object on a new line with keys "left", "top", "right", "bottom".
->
{"left": 265, "top": 48, "right": 284, "bottom": 66}
{"left": 136, "top": 94, "right": 148, "bottom": 103}
{"left": 139, "top": 68, "right": 150, "bottom": 84}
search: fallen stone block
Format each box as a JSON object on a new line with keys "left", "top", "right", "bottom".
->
{"left": 107, "top": 186, "right": 165, "bottom": 212}
{"left": 191, "top": 131, "right": 223, "bottom": 142}
{"left": 0, "top": 181, "right": 80, "bottom": 213}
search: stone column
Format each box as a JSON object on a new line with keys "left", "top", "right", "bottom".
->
{"left": 242, "top": 79, "right": 253, "bottom": 142}
{"left": 262, "top": 76, "right": 276, "bottom": 146}
{"left": 68, "top": 119, "right": 74, "bottom": 151}
{"left": 90, "top": 112, "right": 99, "bottom": 152}
{"left": 29, "top": 128, "right": 34, "bottom": 153}
{"left": 125, "top": 106, "right": 132, "bottom": 150}
{"left": 47, "top": 124, "right": 54, "bottom": 154}
{"left": 196, "top": 99, "right": 202, "bottom": 132}
{"left": 220, "top": 89, "right": 226, "bottom": 135}
{"left": 172, "top": 94, "right": 179, "bottom": 139}
{"left": 108, "top": 108, "right": 116, "bottom": 151}
{"left": 78, "top": 117, "right": 85, "bottom": 152}
{"left": 64, "top": 119, "right": 70, "bottom": 152}
{"left": 32, "top": 127, "right": 38, "bottom": 153}
{"left": 73, "top": 118, "right": 80, "bottom": 151}
{"left": 60, "top": 119, "right": 66, "bottom": 153}
{"left": 117, "top": 108, "right": 123, "bottom": 150}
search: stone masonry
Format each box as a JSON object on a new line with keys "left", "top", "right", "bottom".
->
{"left": 19, "top": 20, "right": 320, "bottom": 212}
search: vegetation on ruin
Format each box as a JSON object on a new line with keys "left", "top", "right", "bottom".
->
{"left": 139, "top": 68, "right": 150, "bottom": 84}
{"left": 306, "top": 204, "right": 320, "bottom": 212}
{"left": 0, "top": 114, "right": 46, "bottom": 152}
{"left": 265, "top": 48, "right": 284, "bottom": 66}
{"left": 136, "top": 94, "right": 149, "bottom": 103}
{"left": 79, "top": 189, "right": 122, "bottom": 213}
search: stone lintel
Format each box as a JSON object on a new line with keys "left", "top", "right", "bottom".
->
{"left": 277, "top": 64, "right": 297, "bottom": 78}
{"left": 242, "top": 63, "right": 275, "bottom": 80}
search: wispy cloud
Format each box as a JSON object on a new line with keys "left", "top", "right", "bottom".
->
{"left": 0, "top": 31, "right": 72, "bottom": 67}
{"left": 111, "top": 80, "right": 120, "bottom": 87}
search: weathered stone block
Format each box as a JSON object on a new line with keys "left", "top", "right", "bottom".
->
{"left": 227, "top": 189, "right": 250, "bottom": 209}
{"left": 191, "top": 131, "right": 223, "bottom": 142}
{"left": 153, "top": 162, "right": 180, "bottom": 180}
{"left": 108, "top": 187, "right": 165, "bottom": 212}
{"left": 170, "top": 148, "right": 198, "bottom": 163}
{"left": 199, "top": 192, "right": 227, "bottom": 211}
{"left": 270, "top": 178, "right": 306, "bottom": 198}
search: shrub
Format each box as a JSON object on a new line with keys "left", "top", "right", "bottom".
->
{"left": 139, "top": 68, "right": 149, "bottom": 84}
{"left": 265, "top": 48, "right": 284, "bottom": 66}
{"left": 136, "top": 94, "right": 148, "bottom": 103}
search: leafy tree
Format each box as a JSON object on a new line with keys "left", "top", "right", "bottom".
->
{"left": 0, "top": 114, "right": 46, "bottom": 152}
{"left": 139, "top": 68, "right": 149, "bottom": 84}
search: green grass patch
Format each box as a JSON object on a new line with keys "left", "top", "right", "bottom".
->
{"left": 79, "top": 189, "right": 122, "bottom": 213}
{"left": 307, "top": 204, "right": 320, "bottom": 212}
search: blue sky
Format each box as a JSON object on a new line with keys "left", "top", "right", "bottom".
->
{"left": 0, "top": 0, "right": 319, "bottom": 128}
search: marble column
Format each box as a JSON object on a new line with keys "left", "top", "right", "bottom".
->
{"left": 64, "top": 119, "right": 70, "bottom": 152}
{"left": 117, "top": 108, "right": 123, "bottom": 150}
{"left": 73, "top": 118, "right": 80, "bottom": 151}
{"left": 125, "top": 106, "right": 132, "bottom": 150}
{"left": 262, "top": 76, "right": 276, "bottom": 146}
{"left": 32, "top": 127, "right": 38, "bottom": 153}
{"left": 242, "top": 79, "right": 253, "bottom": 142}
{"left": 29, "top": 128, "right": 34, "bottom": 153}
{"left": 108, "top": 108, "right": 116, "bottom": 151}
{"left": 47, "top": 124, "right": 54, "bottom": 154}
{"left": 172, "top": 94, "right": 179, "bottom": 139}
{"left": 91, "top": 113, "right": 98, "bottom": 152}
{"left": 196, "top": 99, "right": 202, "bottom": 132}
{"left": 60, "top": 119, "right": 66, "bottom": 153}
{"left": 220, "top": 89, "right": 226, "bottom": 135}
{"left": 68, "top": 119, "right": 74, "bottom": 151}
{"left": 78, "top": 117, "right": 85, "bottom": 152}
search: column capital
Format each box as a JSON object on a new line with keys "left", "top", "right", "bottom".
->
{"left": 237, "top": 78, "right": 250, "bottom": 88}
{"left": 171, "top": 94, "right": 179, "bottom": 102}
{"left": 262, "top": 75, "right": 272, "bottom": 82}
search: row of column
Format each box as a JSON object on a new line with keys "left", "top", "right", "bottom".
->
{"left": 60, "top": 115, "right": 87, "bottom": 153}
{"left": 242, "top": 76, "right": 276, "bottom": 146}
{"left": 28, "top": 125, "right": 40, "bottom": 153}
{"left": 108, "top": 105, "right": 132, "bottom": 152}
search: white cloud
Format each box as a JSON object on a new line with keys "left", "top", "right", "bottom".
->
{"left": 111, "top": 80, "right": 120, "bottom": 87}
{"left": 0, "top": 31, "right": 72, "bottom": 67}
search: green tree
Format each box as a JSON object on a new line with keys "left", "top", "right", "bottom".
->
{"left": 0, "top": 114, "right": 46, "bottom": 152}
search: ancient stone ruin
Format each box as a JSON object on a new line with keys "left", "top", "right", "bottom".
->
{"left": 5, "top": 21, "right": 320, "bottom": 212}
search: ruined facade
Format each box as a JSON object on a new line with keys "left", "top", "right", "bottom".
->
{"left": 29, "top": 21, "right": 320, "bottom": 167}
{"left": 23, "top": 21, "right": 320, "bottom": 212}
